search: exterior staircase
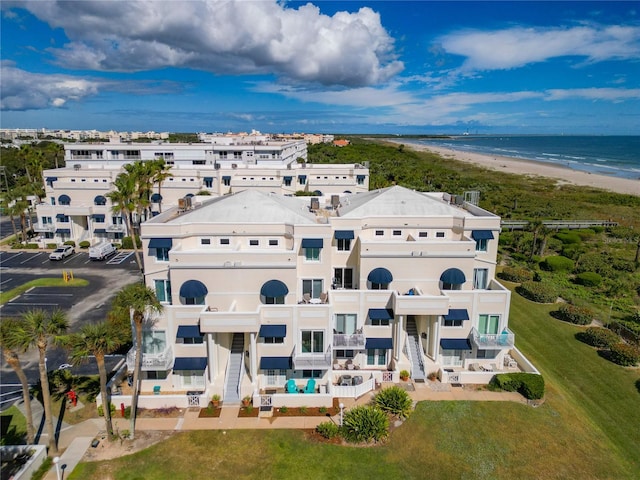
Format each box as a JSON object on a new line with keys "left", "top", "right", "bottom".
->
{"left": 406, "top": 317, "right": 426, "bottom": 382}
{"left": 224, "top": 333, "right": 244, "bottom": 404}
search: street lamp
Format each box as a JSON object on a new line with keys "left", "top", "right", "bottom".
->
{"left": 339, "top": 402, "right": 344, "bottom": 426}
{"left": 53, "top": 456, "right": 61, "bottom": 480}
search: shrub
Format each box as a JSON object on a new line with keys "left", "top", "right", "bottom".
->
{"left": 540, "top": 255, "right": 574, "bottom": 272}
{"left": 279, "top": 406, "right": 288, "bottom": 413}
{"left": 608, "top": 343, "right": 640, "bottom": 367}
{"left": 299, "top": 406, "right": 308, "bottom": 415}
{"left": 97, "top": 403, "right": 116, "bottom": 417}
{"left": 316, "top": 421, "right": 340, "bottom": 439}
{"left": 46, "top": 243, "right": 58, "bottom": 249}
{"left": 374, "top": 386, "right": 413, "bottom": 419}
{"left": 319, "top": 406, "right": 328, "bottom": 414}
{"left": 575, "top": 272, "right": 602, "bottom": 287}
{"left": 576, "top": 327, "right": 620, "bottom": 348}
{"left": 24, "top": 243, "right": 39, "bottom": 249}
{"left": 123, "top": 406, "right": 131, "bottom": 419}
{"left": 63, "top": 240, "right": 76, "bottom": 247}
{"left": 79, "top": 240, "right": 91, "bottom": 249}
{"left": 517, "top": 281, "right": 558, "bottom": 303}
{"left": 342, "top": 405, "right": 389, "bottom": 443}
{"left": 556, "top": 303, "right": 594, "bottom": 325}
{"left": 554, "top": 232, "right": 581, "bottom": 244}
{"left": 499, "top": 266, "right": 534, "bottom": 283}
{"left": 399, "top": 369, "right": 410, "bottom": 380}
{"left": 121, "top": 236, "right": 141, "bottom": 249}
{"left": 490, "top": 373, "right": 545, "bottom": 400}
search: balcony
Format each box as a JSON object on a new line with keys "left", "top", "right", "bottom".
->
{"left": 292, "top": 347, "right": 332, "bottom": 369}
{"left": 33, "top": 224, "right": 55, "bottom": 232}
{"left": 107, "top": 224, "right": 125, "bottom": 232}
{"left": 333, "top": 333, "right": 365, "bottom": 349}
{"left": 126, "top": 346, "right": 173, "bottom": 371}
{"left": 470, "top": 327, "right": 515, "bottom": 350}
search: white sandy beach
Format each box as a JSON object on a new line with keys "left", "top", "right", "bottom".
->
{"left": 395, "top": 142, "right": 639, "bottom": 197}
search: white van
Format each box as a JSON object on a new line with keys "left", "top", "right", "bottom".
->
{"left": 89, "top": 241, "right": 117, "bottom": 260}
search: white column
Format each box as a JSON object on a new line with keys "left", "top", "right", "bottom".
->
{"left": 395, "top": 314, "right": 404, "bottom": 361}
{"left": 433, "top": 317, "right": 441, "bottom": 364}
{"left": 207, "top": 333, "right": 216, "bottom": 384}
{"left": 250, "top": 332, "right": 258, "bottom": 393}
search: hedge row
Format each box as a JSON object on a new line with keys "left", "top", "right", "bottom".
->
{"left": 576, "top": 327, "right": 620, "bottom": 348}
{"left": 608, "top": 343, "right": 640, "bottom": 367}
{"left": 490, "top": 373, "right": 545, "bottom": 400}
{"left": 516, "top": 281, "right": 558, "bottom": 303}
{"left": 556, "top": 304, "right": 594, "bottom": 325}
{"left": 499, "top": 266, "right": 534, "bottom": 283}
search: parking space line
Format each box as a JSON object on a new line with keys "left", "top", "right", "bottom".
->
{"left": 20, "top": 252, "right": 43, "bottom": 264}
{"left": 7, "top": 302, "right": 60, "bottom": 306}
{"left": 0, "top": 277, "right": 13, "bottom": 286}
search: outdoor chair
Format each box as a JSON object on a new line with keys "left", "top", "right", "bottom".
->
{"left": 286, "top": 379, "right": 298, "bottom": 394}
{"left": 302, "top": 293, "right": 311, "bottom": 303}
{"left": 319, "top": 292, "right": 328, "bottom": 303}
{"left": 153, "top": 385, "right": 161, "bottom": 395}
{"left": 303, "top": 378, "right": 316, "bottom": 394}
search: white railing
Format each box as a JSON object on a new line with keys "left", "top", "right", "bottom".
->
{"left": 238, "top": 350, "right": 245, "bottom": 399}
{"left": 333, "top": 333, "right": 365, "bottom": 348}
{"left": 107, "top": 224, "right": 125, "bottom": 232}
{"left": 470, "top": 327, "right": 515, "bottom": 349}
{"left": 34, "top": 224, "right": 55, "bottom": 232}
{"left": 126, "top": 346, "right": 173, "bottom": 371}
{"left": 292, "top": 346, "right": 332, "bottom": 369}
{"left": 331, "top": 377, "right": 375, "bottom": 398}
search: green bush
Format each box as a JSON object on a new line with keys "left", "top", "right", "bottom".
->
{"left": 121, "top": 236, "right": 142, "bottom": 249}
{"left": 608, "top": 343, "right": 640, "bottom": 367}
{"left": 556, "top": 303, "right": 594, "bottom": 325}
{"left": 124, "top": 406, "right": 131, "bottom": 419}
{"left": 373, "top": 386, "right": 413, "bottom": 419}
{"left": 63, "top": 240, "right": 76, "bottom": 247}
{"left": 315, "top": 421, "right": 340, "bottom": 439}
{"left": 576, "top": 327, "right": 620, "bottom": 348}
{"left": 540, "top": 255, "right": 574, "bottom": 272}
{"left": 575, "top": 272, "right": 602, "bottom": 287}
{"left": 516, "top": 281, "right": 558, "bottom": 303}
{"left": 499, "top": 266, "right": 534, "bottom": 283}
{"left": 490, "top": 373, "right": 545, "bottom": 400}
{"left": 22, "top": 243, "right": 39, "bottom": 249}
{"left": 46, "top": 243, "right": 57, "bottom": 249}
{"left": 554, "top": 232, "right": 582, "bottom": 244}
{"left": 79, "top": 240, "right": 91, "bottom": 249}
{"left": 342, "top": 405, "right": 389, "bottom": 443}
{"left": 97, "top": 403, "right": 116, "bottom": 417}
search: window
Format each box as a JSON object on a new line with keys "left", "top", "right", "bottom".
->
{"left": 264, "top": 296, "right": 284, "bottom": 305}
{"left": 443, "top": 318, "right": 463, "bottom": 327}
{"left": 179, "top": 371, "right": 205, "bottom": 388}
{"left": 436, "top": 232, "right": 445, "bottom": 238}
{"left": 112, "top": 216, "right": 123, "bottom": 225}
{"left": 475, "top": 238, "right": 488, "bottom": 252}
{"left": 222, "top": 177, "right": 231, "bottom": 186}
{"left": 263, "top": 336, "right": 284, "bottom": 344}
{"left": 334, "top": 350, "right": 355, "bottom": 359}
{"left": 333, "top": 268, "right": 353, "bottom": 289}
{"left": 301, "top": 330, "right": 324, "bottom": 353}
{"left": 154, "top": 279, "right": 172, "bottom": 303}
{"left": 298, "top": 176, "right": 306, "bottom": 185}
{"left": 220, "top": 151, "right": 228, "bottom": 159}
{"left": 473, "top": 268, "right": 488, "bottom": 289}
{"left": 201, "top": 238, "right": 211, "bottom": 245}
{"left": 57, "top": 215, "right": 69, "bottom": 223}
{"left": 418, "top": 231, "right": 428, "bottom": 238}
{"left": 302, "top": 279, "right": 323, "bottom": 298}
{"left": 180, "top": 336, "right": 204, "bottom": 345}
{"left": 249, "top": 239, "right": 259, "bottom": 246}
{"left": 335, "top": 314, "right": 357, "bottom": 334}
{"left": 94, "top": 216, "right": 105, "bottom": 223}
{"left": 393, "top": 230, "right": 402, "bottom": 236}
{"left": 50, "top": 197, "right": 56, "bottom": 205}
{"left": 478, "top": 314, "right": 500, "bottom": 334}
{"left": 44, "top": 232, "right": 54, "bottom": 239}
{"left": 144, "top": 371, "right": 168, "bottom": 380}
{"left": 42, "top": 216, "right": 52, "bottom": 224}
{"left": 283, "top": 177, "right": 292, "bottom": 186}
{"left": 367, "top": 349, "right": 387, "bottom": 366}
{"left": 269, "top": 239, "right": 278, "bottom": 246}
{"left": 477, "top": 349, "right": 499, "bottom": 359}
{"left": 192, "top": 160, "right": 205, "bottom": 165}
{"left": 142, "top": 330, "right": 166, "bottom": 355}
{"left": 204, "top": 178, "right": 213, "bottom": 188}
{"left": 155, "top": 247, "right": 170, "bottom": 261}
{"left": 305, "top": 247, "right": 320, "bottom": 261}
{"left": 220, "top": 238, "right": 230, "bottom": 245}
{"left": 357, "top": 175, "right": 365, "bottom": 185}
{"left": 234, "top": 151, "right": 242, "bottom": 159}
{"left": 375, "top": 230, "right": 384, "bottom": 236}
{"left": 302, "top": 370, "right": 323, "bottom": 378}
{"left": 370, "top": 316, "right": 390, "bottom": 327}
{"left": 337, "top": 238, "right": 351, "bottom": 251}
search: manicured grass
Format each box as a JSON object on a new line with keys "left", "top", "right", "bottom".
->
{"left": 0, "top": 277, "right": 89, "bottom": 305}
{"left": 0, "top": 405, "right": 27, "bottom": 445}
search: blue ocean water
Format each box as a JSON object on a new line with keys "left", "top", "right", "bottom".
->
{"left": 409, "top": 135, "right": 640, "bottom": 180}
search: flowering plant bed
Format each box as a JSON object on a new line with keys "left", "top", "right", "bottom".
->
{"left": 198, "top": 404, "right": 222, "bottom": 418}
{"left": 237, "top": 406, "right": 259, "bottom": 418}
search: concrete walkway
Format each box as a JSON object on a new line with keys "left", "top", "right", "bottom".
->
{"left": 15, "top": 382, "right": 526, "bottom": 479}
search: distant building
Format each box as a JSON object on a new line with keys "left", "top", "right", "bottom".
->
{"left": 333, "top": 139, "right": 350, "bottom": 147}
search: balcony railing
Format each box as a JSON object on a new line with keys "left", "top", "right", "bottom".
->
{"left": 107, "top": 224, "right": 125, "bottom": 232}
{"left": 126, "top": 346, "right": 173, "bottom": 371}
{"left": 34, "top": 224, "right": 55, "bottom": 232}
{"left": 333, "top": 333, "right": 365, "bottom": 349}
{"left": 293, "top": 347, "right": 332, "bottom": 369}
{"left": 470, "top": 327, "right": 515, "bottom": 350}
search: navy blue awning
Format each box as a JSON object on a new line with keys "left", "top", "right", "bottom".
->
{"left": 365, "top": 338, "right": 393, "bottom": 349}
{"left": 368, "top": 267, "right": 393, "bottom": 284}
{"left": 298, "top": 175, "right": 307, "bottom": 181}
{"left": 148, "top": 238, "right": 172, "bottom": 249}
{"left": 283, "top": 176, "right": 293, "bottom": 181}
{"left": 173, "top": 357, "right": 208, "bottom": 370}
{"left": 259, "top": 324, "right": 286, "bottom": 338}
{"left": 186, "top": 193, "right": 194, "bottom": 198}
{"left": 440, "top": 268, "right": 466, "bottom": 284}
{"left": 179, "top": 280, "right": 208, "bottom": 298}
{"left": 151, "top": 193, "right": 162, "bottom": 202}
{"left": 222, "top": 175, "right": 231, "bottom": 181}
{"left": 301, "top": 238, "right": 323, "bottom": 249}
{"left": 55, "top": 229, "right": 70, "bottom": 234}
{"left": 94, "top": 195, "right": 106, "bottom": 205}
{"left": 203, "top": 177, "right": 213, "bottom": 182}
{"left": 46, "top": 176, "right": 58, "bottom": 183}
{"left": 176, "top": 325, "right": 202, "bottom": 339}
{"left": 356, "top": 175, "right": 366, "bottom": 181}
{"left": 368, "top": 308, "right": 394, "bottom": 321}
{"left": 58, "top": 194, "right": 70, "bottom": 204}
{"left": 440, "top": 338, "right": 472, "bottom": 350}
{"left": 260, "top": 279, "right": 289, "bottom": 297}
{"left": 259, "top": 356, "right": 292, "bottom": 370}
{"left": 471, "top": 230, "right": 495, "bottom": 240}
{"left": 334, "top": 230, "right": 354, "bottom": 240}
{"left": 92, "top": 214, "right": 105, "bottom": 221}
{"left": 93, "top": 228, "right": 106, "bottom": 234}
{"left": 444, "top": 309, "right": 470, "bottom": 321}
{"left": 56, "top": 213, "right": 66, "bottom": 220}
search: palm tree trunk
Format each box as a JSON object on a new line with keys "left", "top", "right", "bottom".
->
{"left": 96, "top": 353, "right": 113, "bottom": 436}
{"left": 158, "top": 184, "right": 163, "bottom": 213}
{"left": 38, "top": 348, "right": 58, "bottom": 455}
{"left": 123, "top": 210, "right": 143, "bottom": 274}
{"left": 8, "top": 211, "right": 18, "bottom": 238}
{"left": 129, "top": 317, "right": 143, "bottom": 440}
{"left": 20, "top": 212, "right": 28, "bottom": 243}
{"left": 5, "top": 353, "right": 35, "bottom": 444}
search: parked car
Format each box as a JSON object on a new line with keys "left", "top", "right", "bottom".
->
{"left": 89, "top": 241, "right": 117, "bottom": 260}
{"left": 49, "top": 245, "right": 75, "bottom": 261}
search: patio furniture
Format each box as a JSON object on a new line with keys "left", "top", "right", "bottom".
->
{"left": 303, "top": 378, "right": 316, "bottom": 394}
{"left": 469, "top": 363, "right": 480, "bottom": 371}
{"left": 286, "top": 379, "right": 298, "bottom": 393}
{"left": 153, "top": 385, "right": 161, "bottom": 395}
{"left": 352, "top": 375, "right": 363, "bottom": 386}
{"left": 480, "top": 364, "right": 493, "bottom": 372}
{"left": 339, "top": 375, "right": 352, "bottom": 386}
{"left": 320, "top": 292, "right": 328, "bottom": 303}
{"left": 302, "top": 293, "right": 311, "bottom": 303}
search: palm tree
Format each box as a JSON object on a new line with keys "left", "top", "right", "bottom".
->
{"left": 112, "top": 283, "right": 162, "bottom": 439}
{"left": 0, "top": 318, "right": 35, "bottom": 444}
{"left": 107, "top": 173, "right": 143, "bottom": 274}
{"left": 150, "top": 159, "right": 173, "bottom": 213}
{"left": 12, "top": 309, "right": 69, "bottom": 455}
{"left": 68, "top": 322, "right": 122, "bottom": 436}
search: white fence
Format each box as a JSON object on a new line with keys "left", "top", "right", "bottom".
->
{"left": 99, "top": 392, "right": 208, "bottom": 410}
{"left": 329, "top": 377, "right": 375, "bottom": 398}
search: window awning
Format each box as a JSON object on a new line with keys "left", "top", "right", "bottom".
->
{"left": 151, "top": 193, "right": 162, "bottom": 202}
{"left": 259, "top": 356, "right": 292, "bottom": 370}
{"left": 186, "top": 193, "right": 194, "bottom": 198}
{"left": 56, "top": 213, "right": 66, "bottom": 220}
{"left": 46, "top": 176, "right": 58, "bottom": 183}
{"left": 173, "top": 357, "right": 208, "bottom": 371}
{"left": 94, "top": 195, "right": 106, "bottom": 205}
{"left": 298, "top": 175, "right": 307, "bottom": 181}
{"left": 356, "top": 175, "right": 366, "bottom": 181}
{"left": 334, "top": 230, "right": 354, "bottom": 240}
{"left": 176, "top": 325, "right": 202, "bottom": 339}
{"left": 55, "top": 228, "right": 70, "bottom": 234}
{"left": 222, "top": 175, "right": 231, "bottom": 181}
{"left": 58, "top": 194, "right": 71, "bottom": 204}
{"left": 260, "top": 279, "right": 289, "bottom": 297}
{"left": 440, "top": 268, "right": 466, "bottom": 284}
{"left": 471, "top": 230, "right": 495, "bottom": 240}
{"left": 93, "top": 228, "right": 106, "bottom": 234}
{"left": 444, "top": 309, "right": 470, "bottom": 321}
{"left": 203, "top": 177, "right": 213, "bottom": 182}
{"left": 301, "top": 238, "right": 323, "bottom": 249}
{"left": 440, "top": 338, "right": 472, "bottom": 350}
{"left": 368, "top": 308, "right": 394, "bottom": 321}
{"left": 259, "top": 324, "right": 286, "bottom": 338}
{"left": 368, "top": 267, "right": 393, "bottom": 284}
{"left": 365, "top": 338, "right": 393, "bottom": 349}
{"left": 179, "top": 280, "right": 208, "bottom": 298}
{"left": 283, "top": 176, "right": 292, "bottom": 181}
{"left": 148, "top": 238, "right": 172, "bottom": 249}
{"left": 92, "top": 214, "right": 105, "bottom": 221}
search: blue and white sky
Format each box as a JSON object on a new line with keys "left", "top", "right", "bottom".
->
{"left": 1, "top": 1, "right": 639, "bottom": 134}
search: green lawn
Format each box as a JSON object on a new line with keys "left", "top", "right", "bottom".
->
{"left": 0, "top": 277, "right": 89, "bottom": 305}
{"left": 0, "top": 405, "right": 27, "bottom": 445}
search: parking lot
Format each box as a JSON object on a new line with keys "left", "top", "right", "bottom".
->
{"left": 0, "top": 249, "right": 138, "bottom": 270}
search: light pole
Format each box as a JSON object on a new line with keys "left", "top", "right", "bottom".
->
{"left": 53, "top": 456, "right": 61, "bottom": 480}
{"left": 339, "top": 402, "right": 344, "bottom": 426}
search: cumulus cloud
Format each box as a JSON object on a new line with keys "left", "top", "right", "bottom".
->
{"left": 439, "top": 24, "right": 640, "bottom": 71}
{"left": 12, "top": 0, "right": 403, "bottom": 87}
